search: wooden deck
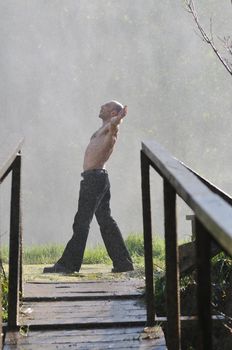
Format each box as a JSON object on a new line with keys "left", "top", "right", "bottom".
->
{"left": 5, "top": 327, "right": 166, "bottom": 349}
{"left": 4, "top": 275, "right": 167, "bottom": 349}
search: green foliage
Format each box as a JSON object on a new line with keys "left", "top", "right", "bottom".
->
{"left": 83, "top": 245, "right": 110, "bottom": 264}
{"left": 1, "top": 244, "right": 111, "bottom": 265}
{"left": 19, "top": 325, "right": 29, "bottom": 337}
{"left": 1, "top": 271, "right": 8, "bottom": 322}
{"left": 154, "top": 273, "right": 166, "bottom": 315}
{"left": 23, "top": 244, "right": 65, "bottom": 264}
{"left": 211, "top": 253, "right": 232, "bottom": 310}
{"left": 1, "top": 233, "right": 166, "bottom": 265}
{"left": 125, "top": 233, "right": 144, "bottom": 256}
{"left": 0, "top": 246, "right": 8, "bottom": 264}
{"left": 125, "top": 233, "right": 165, "bottom": 257}
{"left": 117, "top": 233, "right": 165, "bottom": 270}
{"left": 154, "top": 252, "right": 232, "bottom": 317}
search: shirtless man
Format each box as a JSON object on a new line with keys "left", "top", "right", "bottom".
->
{"left": 44, "top": 100, "right": 134, "bottom": 273}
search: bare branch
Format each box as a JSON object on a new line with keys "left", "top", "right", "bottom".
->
{"left": 210, "top": 17, "right": 214, "bottom": 44}
{"left": 185, "top": 0, "right": 232, "bottom": 76}
{"left": 218, "top": 35, "right": 232, "bottom": 55}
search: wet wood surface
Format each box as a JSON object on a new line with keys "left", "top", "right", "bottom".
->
{"left": 5, "top": 327, "right": 167, "bottom": 349}
{"left": 23, "top": 279, "right": 145, "bottom": 300}
{"left": 4, "top": 279, "right": 167, "bottom": 349}
{"left": 20, "top": 299, "right": 146, "bottom": 326}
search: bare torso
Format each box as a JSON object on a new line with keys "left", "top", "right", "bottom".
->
{"left": 83, "top": 122, "right": 119, "bottom": 171}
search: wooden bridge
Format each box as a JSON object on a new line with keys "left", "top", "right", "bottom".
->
{"left": 4, "top": 274, "right": 166, "bottom": 349}
{"left": 1, "top": 135, "right": 232, "bottom": 349}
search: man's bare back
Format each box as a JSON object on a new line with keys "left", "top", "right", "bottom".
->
{"left": 83, "top": 101, "right": 127, "bottom": 171}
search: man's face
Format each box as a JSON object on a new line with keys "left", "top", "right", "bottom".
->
{"left": 99, "top": 102, "right": 116, "bottom": 120}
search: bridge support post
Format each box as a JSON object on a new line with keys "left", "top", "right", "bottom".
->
{"left": 8, "top": 153, "right": 22, "bottom": 328}
{"left": 163, "top": 179, "right": 181, "bottom": 350}
{"left": 195, "top": 219, "right": 212, "bottom": 350}
{"left": 141, "top": 150, "right": 155, "bottom": 326}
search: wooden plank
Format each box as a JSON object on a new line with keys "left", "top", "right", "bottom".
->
{"left": 0, "top": 135, "right": 24, "bottom": 181}
{"left": 20, "top": 299, "right": 147, "bottom": 326}
{"left": 4, "top": 327, "right": 167, "bottom": 349}
{"left": 142, "top": 140, "right": 232, "bottom": 256}
{"left": 5, "top": 343, "right": 167, "bottom": 349}
{"left": 4, "top": 341, "right": 167, "bottom": 349}
{"left": 23, "top": 280, "right": 144, "bottom": 300}
{"left": 4, "top": 344, "right": 166, "bottom": 350}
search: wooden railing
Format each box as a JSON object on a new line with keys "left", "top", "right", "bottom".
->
{"left": 0, "top": 136, "right": 24, "bottom": 332}
{"left": 141, "top": 140, "right": 232, "bottom": 350}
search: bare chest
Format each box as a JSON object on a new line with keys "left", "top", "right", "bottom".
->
{"left": 90, "top": 125, "right": 108, "bottom": 141}
{"left": 88, "top": 126, "right": 117, "bottom": 151}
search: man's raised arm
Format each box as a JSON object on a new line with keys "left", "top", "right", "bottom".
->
{"left": 111, "top": 105, "right": 128, "bottom": 127}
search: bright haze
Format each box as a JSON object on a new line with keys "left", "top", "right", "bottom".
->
{"left": 1, "top": 1, "right": 232, "bottom": 245}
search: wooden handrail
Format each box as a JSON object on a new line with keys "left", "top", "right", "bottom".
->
{"left": 184, "top": 163, "right": 232, "bottom": 206}
{"left": 0, "top": 136, "right": 24, "bottom": 182}
{"left": 142, "top": 140, "right": 232, "bottom": 256}
{"left": 141, "top": 139, "right": 232, "bottom": 350}
{"left": 0, "top": 135, "right": 24, "bottom": 332}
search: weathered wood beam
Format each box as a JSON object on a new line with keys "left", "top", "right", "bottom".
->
{"left": 142, "top": 140, "right": 232, "bottom": 256}
{"left": 0, "top": 135, "right": 24, "bottom": 182}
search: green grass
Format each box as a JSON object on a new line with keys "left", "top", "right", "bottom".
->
{"left": 126, "top": 233, "right": 165, "bottom": 269}
{"left": 0, "top": 233, "right": 166, "bottom": 266}
{"left": 0, "top": 233, "right": 165, "bottom": 324}
{"left": 1, "top": 273, "right": 8, "bottom": 322}
{"left": 1, "top": 244, "right": 111, "bottom": 265}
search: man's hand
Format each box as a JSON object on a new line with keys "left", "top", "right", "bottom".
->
{"left": 118, "top": 105, "right": 128, "bottom": 118}
{"left": 111, "top": 105, "right": 128, "bottom": 128}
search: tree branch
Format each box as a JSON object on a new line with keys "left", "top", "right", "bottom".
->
{"left": 185, "top": 0, "right": 232, "bottom": 76}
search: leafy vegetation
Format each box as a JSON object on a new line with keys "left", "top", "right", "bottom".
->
{"left": 0, "top": 269, "right": 8, "bottom": 322}
{"left": 154, "top": 252, "right": 232, "bottom": 350}
{"left": 0, "top": 233, "right": 165, "bottom": 266}
{"left": 1, "top": 243, "right": 110, "bottom": 265}
{"left": 126, "top": 233, "right": 165, "bottom": 266}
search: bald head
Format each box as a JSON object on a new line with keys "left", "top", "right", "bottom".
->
{"left": 99, "top": 100, "right": 124, "bottom": 121}
{"left": 109, "top": 100, "right": 123, "bottom": 113}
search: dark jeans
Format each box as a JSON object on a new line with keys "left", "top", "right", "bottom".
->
{"left": 57, "top": 169, "right": 133, "bottom": 272}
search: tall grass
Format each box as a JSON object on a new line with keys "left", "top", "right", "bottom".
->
{"left": 1, "top": 273, "right": 8, "bottom": 322}
{"left": 1, "top": 233, "right": 165, "bottom": 266}
{"left": 126, "top": 233, "right": 165, "bottom": 268}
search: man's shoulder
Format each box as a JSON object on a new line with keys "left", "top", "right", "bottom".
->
{"left": 91, "top": 124, "right": 110, "bottom": 139}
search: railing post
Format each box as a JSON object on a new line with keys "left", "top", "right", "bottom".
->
{"left": 186, "top": 214, "right": 196, "bottom": 241}
{"left": 195, "top": 219, "right": 212, "bottom": 350}
{"left": 0, "top": 278, "right": 2, "bottom": 349}
{"left": 163, "top": 179, "right": 181, "bottom": 350}
{"left": 141, "top": 150, "right": 155, "bottom": 326}
{"left": 8, "top": 153, "right": 22, "bottom": 328}
{"left": 19, "top": 208, "right": 23, "bottom": 298}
